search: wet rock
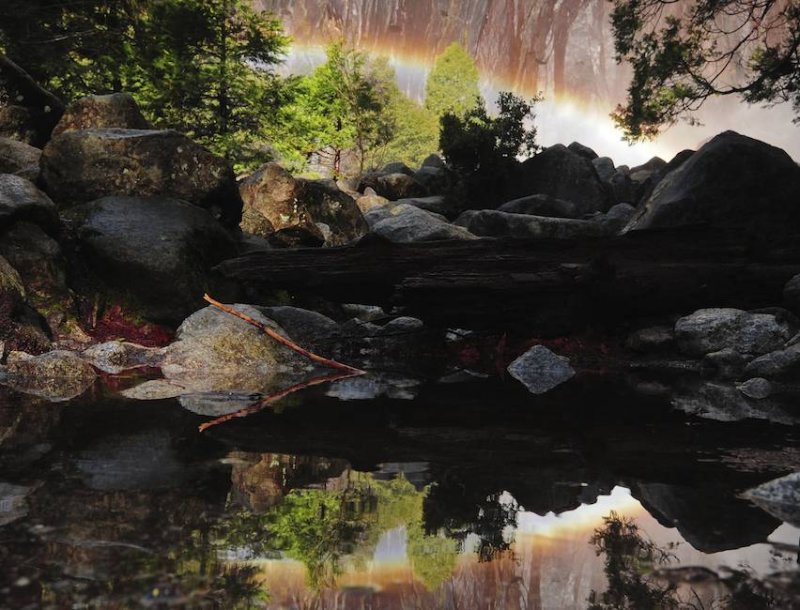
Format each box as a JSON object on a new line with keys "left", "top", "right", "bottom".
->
{"left": 370, "top": 203, "right": 477, "bottom": 242}
{"left": 0, "top": 137, "right": 41, "bottom": 175}
{"left": 626, "top": 325, "right": 674, "bottom": 353}
{"left": 702, "top": 348, "right": 751, "bottom": 380}
{"left": 240, "top": 163, "right": 367, "bottom": 246}
{"left": 737, "top": 377, "right": 772, "bottom": 399}
{"left": 0, "top": 174, "right": 58, "bottom": 232}
{"left": 454, "top": 209, "right": 608, "bottom": 239}
{"left": 51, "top": 93, "right": 151, "bottom": 136}
{"left": 625, "top": 132, "right": 800, "bottom": 237}
{"left": 40, "top": 128, "right": 242, "bottom": 223}
{"left": 497, "top": 194, "right": 579, "bottom": 219}
{"left": 340, "top": 317, "right": 382, "bottom": 338}
{"left": 259, "top": 306, "right": 340, "bottom": 349}
{"left": 743, "top": 344, "right": 800, "bottom": 379}
{"left": 675, "top": 308, "right": 795, "bottom": 357}
{"left": 359, "top": 172, "right": 428, "bottom": 200}
{"left": 5, "top": 350, "right": 96, "bottom": 401}
{"left": 671, "top": 381, "right": 795, "bottom": 424}
{"left": 507, "top": 345, "right": 575, "bottom": 394}
{"left": 325, "top": 373, "right": 421, "bottom": 400}
{"left": 72, "top": 196, "right": 236, "bottom": 323}
{"left": 159, "top": 304, "right": 308, "bottom": 394}
{"left": 81, "top": 341, "right": 165, "bottom": 374}
{"left": 744, "top": 472, "right": 800, "bottom": 527}
{"left": 0, "top": 482, "right": 32, "bottom": 526}
{"left": 567, "top": 141, "right": 598, "bottom": 160}
{"left": 515, "top": 144, "right": 608, "bottom": 215}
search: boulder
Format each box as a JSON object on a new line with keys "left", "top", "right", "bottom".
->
{"left": 743, "top": 344, "right": 800, "bottom": 379}
{"left": 413, "top": 166, "right": 453, "bottom": 194}
{"left": 567, "top": 141, "right": 598, "bottom": 160}
{"left": 381, "top": 161, "right": 415, "bottom": 176}
{"left": 359, "top": 172, "right": 428, "bottom": 200}
{"left": 369, "top": 204, "right": 477, "bottom": 243}
{"left": 507, "top": 345, "right": 575, "bottom": 394}
{"left": 672, "top": 381, "right": 795, "bottom": 424}
{"left": 51, "top": 93, "right": 151, "bottom": 136}
{"left": 40, "top": 128, "right": 242, "bottom": 224}
{"left": 258, "top": 306, "right": 340, "bottom": 350}
{"left": 675, "top": 308, "right": 795, "bottom": 357}
{"left": 394, "top": 195, "right": 455, "bottom": 218}
{"left": 515, "top": 144, "right": 608, "bottom": 214}
{"left": 240, "top": 163, "right": 368, "bottom": 246}
{"left": 498, "top": 194, "right": 580, "bottom": 219}
{"left": 592, "top": 157, "right": 616, "bottom": 182}
{"left": 737, "top": 377, "right": 772, "bottom": 400}
{"left": 0, "top": 174, "right": 58, "bottom": 232}
{"left": 5, "top": 350, "right": 96, "bottom": 401}
{"left": 702, "top": 348, "right": 751, "bottom": 380}
{"left": 0, "top": 138, "right": 41, "bottom": 175}
{"left": 160, "top": 304, "right": 308, "bottom": 393}
{"left": 72, "top": 196, "right": 237, "bottom": 323}
{"left": 744, "top": 472, "right": 800, "bottom": 527}
{"left": 421, "top": 154, "right": 445, "bottom": 169}
{"left": 626, "top": 132, "right": 800, "bottom": 235}
{"left": 454, "top": 210, "right": 608, "bottom": 240}
{"left": 355, "top": 190, "right": 390, "bottom": 213}
{"left": 593, "top": 203, "right": 636, "bottom": 234}
{"left": 81, "top": 341, "right": 165, "bottom": 374}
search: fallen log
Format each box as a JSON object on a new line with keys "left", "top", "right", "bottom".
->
{"left": 214, "top": 228, "right": 800, "bottom": 333}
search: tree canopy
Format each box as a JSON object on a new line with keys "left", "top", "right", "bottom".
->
{"left": 425, "top": 42, "right": 481, "bottom": 119}
{"left": 611, "top": 0, "right": 800, "bottom": 140}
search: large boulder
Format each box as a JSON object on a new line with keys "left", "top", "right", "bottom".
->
{"left": 454, "top": 210, "right": 607, "bottom": 239}
{"left": 507, "top": 345, "right": 575, "bottom": 394}
{"left": 51, "top": 93, "right": 151, "bottom": 136}
{"left": 498, "top": 194, "right": 580, "bottom": 219}
{"left": 625, "top": 132, "right": 800, "bottom": 235}
{"left": 0, "top": 174, "right": 58, "bottom": 232}
{"left": 240, "top": 163, "right": 368, "bottom": 246}
{"left": 0, "top": 138, "right": 41, "bottom": 176}
{"left": 5, "top": 350, "right": 96, "bottom": 401}
{"left": 675, "top": 308, "right": 795, "bottom": 357}
{"left": 515, "top": 144, "right": 609, "bottom": 214}
{"left": 359, "top": 172, "right": 428, "bottom": 201}
{"left": 40, "top": 128, "right": 242, "bottom": 224}
{"left": 72, "top": 196, "right": 237, "bottom": 323}
{"left": 368, "top": 203, "right": 477, "bottom": 243}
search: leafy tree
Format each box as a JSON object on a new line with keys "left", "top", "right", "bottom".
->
{"left": 425, "top": 42, "right": 481, "bottom": 119}
{"left": 610, "top": 0, "right": 800, "bottom": 140}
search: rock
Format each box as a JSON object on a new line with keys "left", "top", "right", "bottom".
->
{"left": 626, "top": 326, "right": 674, "bottom": 353}
{"left": 507, "top": 345, "right": 575, "bottom": 394}
{"left": 51, "top": 93, "right": 151, "bottom": 136}
{"left": 744, "top": 472, "right": 800, "bottom": 527}
{"left": 259, "top": 306, "right": 340, "bottom": 349}
{"left": 593, "top": 203, "right": 636, "bottom": 234}
{"left": 744, "top": 344, "right": 800, "bottom": 379}
{"left": 626, "top": 132, "right": 800, "bottom": 236}
{"left": 671, "top": 381, "right": 795, "bottom": 424}
{"left": 160, "top": 304, "right": 308, "bottom": 394}
{"left": 325, "top": 373, "right": 421, "bottom": 400}
{"left": 421, "top": 154, "right": 445, "bottom": 169}
{"left": 592, "top": 157, "right": 616, "bottom": 182}
{"left": 240, "top": 163, "right": 368, "bottom": 246}
{"left": 737, "top": 377, "right": 772, "bottom": 399}
{"left": 498, "top": 194, "right": 580, "bottom": 219}
{"left": 359, "top": 172, "right": 428, "bottom": 200}
{"left": 381, "top": 161, "right": 414, "bottom": 176}
{"left": 413, "top": 166, "right": 453, "bottom": 194}
{"left": 81, "top": 341, "right": 165, "bottom": 374}
{"left": 0, "top": 254, "right": 25, "bottom": 307}
{"left": 370, "top": 204, "right": 477, "bottom": 242}
{"left": 515, "top": 144, "right": 608, "bottom": 215}
{"left": 702, "top": 348, "right": 751, "bottom": 380}
{"left": 675, "top": 308, "right": 795, "bottom": 357}
{"left": 379, "top": 316, "right": 424, "bottom": 335}
{"left": 5, "top": 350, "right": 96, "bottom": 401}
{"left": 356, "top": 191, "right": 390, "bottom": 213}
{"left": 607, "top": 170, "right": 637, "bottom": 205}
{"left": 783, "top": 274, "right": 800, "bottom": 314}
{"left": 341, "top": 303, "right": 386, "bottom": 322}
{"left": 0, "top": 174, "right": 58, "bottom": 232}
{"left": 394, "top": 196, "right": 454, "bottom": 218}
{"left": 40, "top": 128, "right": 242, "bottom": 224}
{"left": 72, "top": 196, "right": 237, "bottom": 323}
{"left": 268, "top": 225, "right": 325, "bottom": 248}
{"left": 567, "top": 141, "right": 598, "bottom": 160}
{"left": 634, "top": 150, "right": 694, "bottom": 204}
{"left": 0, "top": 482, "right": 32, "bottom": 526}
{"left": 0, "top": 138, "right": 41, "bottom": 175}
{"left": 454, "top": 210, "right": 608, "bottom": 239}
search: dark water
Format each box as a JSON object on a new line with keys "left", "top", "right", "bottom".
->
{"left": 1, "top": 370, "right": 799, "bottom": 609}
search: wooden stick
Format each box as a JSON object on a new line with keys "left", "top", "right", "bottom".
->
{"left": 198, "top": 370, "right": 360, "bottom": 433}
{"left": 203, "top": 294, "right": 365, "bottom": 374}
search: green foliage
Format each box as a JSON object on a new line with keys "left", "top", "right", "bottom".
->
{"left": 611, "top": 1, "right": 800, "bottom": 140}
{"left": 439, "top": 91, "right": 540, "bottom": 208}
{"left": 425, "top": 42, "right": 481, "bottom": 119}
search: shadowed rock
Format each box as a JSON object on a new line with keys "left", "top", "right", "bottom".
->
{"left": 507, "top": 345, "right": 575, "bottom": 394}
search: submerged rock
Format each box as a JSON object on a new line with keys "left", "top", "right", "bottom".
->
{"left": 507, "top": 345, "right": 575, "bottom": 394}
{"left": 325, "top": 373, "right": 421, "bottom": 400}
{"left": 5, "top": 350, "right": 96, "bottom": 401}
{"left": 675, "top": 308, "right": 795, "bottom": 357}
{"left": 744, "top": 472, "right": 800, "bottom": 527}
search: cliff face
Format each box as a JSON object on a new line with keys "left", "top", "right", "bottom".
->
{"left": 255, "top": 0, "right": 629, "bottom": 104}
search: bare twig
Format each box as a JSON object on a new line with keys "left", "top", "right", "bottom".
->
{"left": 203, "top": 294, "right": 365, "bottom": 375}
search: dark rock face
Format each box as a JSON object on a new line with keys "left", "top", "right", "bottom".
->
{"left": 0, "top": 138, "right": 41, "bottom": 175}
{"left": 0, "top": 174, "right": 58, "bottom": 232}
{"left": 626, "top": 132, "right": 800, "bottom": 236}
{"left": 52, "top": 93, "right": 151, "bottom": 137}
{"left": 240, "top": 163, "right": 368, "bottom": 246}
{"left": 454, "top": 209, "right": 607, "bottom": 239}
{"left": 40, "top": 129, "right": 242, "bottom": 224}
{"left": 359, "top": 172, "right": 428, "bottom": 201}
{"left": 72, "top": 196, "right": 237, "bottom": 323}
{"left": 515, "top": 144, "right": 608, "bottom": 214}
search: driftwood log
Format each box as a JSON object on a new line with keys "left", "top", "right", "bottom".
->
{"left": 215, "top": 228, "right": 800, "bottom": 333}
